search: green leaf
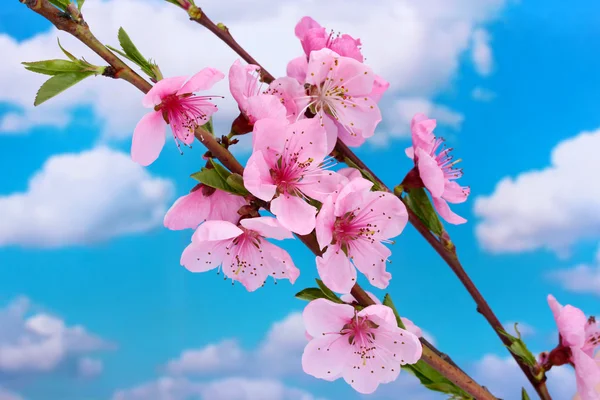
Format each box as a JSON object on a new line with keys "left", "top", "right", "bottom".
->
{"left": 521, "top": 388, "right": 531, "bottom": 400}
{"left": 48, "top": 0, "right": 70, "bottom": 10}
{"left": 226, "top": 174, "right": 250, "bottom": 196}
{"left": 22, "top": 59, "right": 82, "bottom": 76}
{"left": 404, "top": 361, "right": 473, "bottom": 398}
{"left": 57, "top": 39, "right": 78, "bottom": 62}
{"left": 295, "top": 288, "right": 329, "bottom": 302}
{"left": 77, "top": 0, "right": 85, "bottom": 10}
{"left": 190, "top": 168, "right": 236, "bottom": 194}
{"left": 382, "top": 294, "right": 407, "bottom": 329}
{"left": 498, "top": 326, "right": 538, "bottom": 367}
{"left": 405, "top": 187, "right": 444, "bottom": 236}
{"left": 315, "top": 279, "right": 344, "bottom": 304}
{"left": 117, "top": 28, "right": 147, "bottom": 66}
{"left": 210, "top": 159, "right": 232, "bottom": 182}
{"left": 34, "top": 71, "right": 94, "bottom": 106}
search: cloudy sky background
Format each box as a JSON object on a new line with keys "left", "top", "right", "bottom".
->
{"left": 0, "top": 0, "right": 599, "bottom": 399}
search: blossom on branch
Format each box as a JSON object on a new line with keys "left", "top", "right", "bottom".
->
{"left": 574, "top": 353, "right": 600, "bottom": 400}
{"left": 244, "top": 118, "right": 345, "bottom": 235}
{"left": 315, "top": 176, "right": 408, "bottom": 293}
{"left": 301, "top": 298, "right": 422, "bottom": 394}
{"left": 547, "top": 295, "right": 600, "bottom": 400}
{"left": 405, "top": 113, "right": 470, "bottom": 224}
{"left": 164, "top": 184, "right": 247, "bottom": 230}
{"left": 131, "top": 68, "right": 224, "bottom": 166}
{"left": 180, "top": 217, "right": 299, "bottom": 291}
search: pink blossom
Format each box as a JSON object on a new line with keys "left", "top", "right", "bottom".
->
{"left": 548, "top": 295, "right": 600, "bottom": 400}
{"left": 574, "top": 353, "right": 600, "bottom": 400}
{"left": 164, "top": 185, "right": 247, "bottom": 230}
{"left": 315, "top": 176, "right": 408, "bottom": 293}
{"left": 180, "top": 217, "right": 299, "bottom": 291}
{"left": 301, "top": 298, "right": 422, "bottom": 394}
{"left": 301, "top": 49, "right": 383, "bottom": 152}
{"left": 131, "top": 68, "right": 224, "bottom": 166}
{"left": 244, "top": 118, "right": 345, "bottom": 235}
{"left": 228, "top": 60, "right": 306, "bottom": 124}
{"left": 294, "top": 16, "right": 363, "bottom": 62}
{"left": 405, "top": 113, "right": 470, "bottom": 224}
{"left": 340, "top": 293, "right": 424, "bottom": 338}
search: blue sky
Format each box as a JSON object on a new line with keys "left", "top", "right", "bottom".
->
{"left": 0, "top": 1, "right": 599, "bottom": 399}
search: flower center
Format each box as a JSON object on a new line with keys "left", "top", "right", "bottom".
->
{"left": 332, "top": 211, "right": 376, "bottom": 247}
{"left": 341, "top": 315, "right": 379, "bottom": 365}
{"left": 270, "top": 155, "right": 313, "bottom": 196}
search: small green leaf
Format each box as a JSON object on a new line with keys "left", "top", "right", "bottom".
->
{"left": 315, "top": 279, "right": 344, "bottom": 304}
{"left": 498, "top": 327, "right": 538, "bottom": 367}
{"left": 521, "top": 388, "right": 531, "bottom": 400}
{"left": 48, "top": 0, "right": 71, "bottom": 10}
{"left": 405, "top": 187, "right": 444, "bottom": 236}
{"left": 117, "top": 28, "right": 147, "bottom": 65}
{"left": 210, "top": 159, "right": 232, "bottom": 182}
{"left": 190, "top": 168, "right": 236, "bottom": 194}
{"left": 57, "top": 39, "right": 78, "bottom": 62}
{"left": 22, "top": 59, "right": 82, "bottom": 76}
{"left": 226, "top": 174, "right": 250, "bottom": 196}
{"left": 382, "top": 294, "right": 407, "bottom": 329}
{"left": 34, "top": 71, "right": 93, "bottom": 106}
{"left": 404, "top": 361, "right": 473, "bottom": 398}
{"left": 295, "top": 288, "right": 328, "bottom": 302}
{"left": 77, "top": 0, "right": 85, "bottom": 10}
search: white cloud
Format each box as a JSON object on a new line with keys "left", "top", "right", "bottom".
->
{"left": 372, "top": 97, "right": 464, "bottom": 145}
{"left": 502, "top": 321, "right": 536, "bottom": 338}
{"left": 547, "top": 245, "right": 600, "bottom": 296}
{"left": 0, "top": 146, "right": 173, "bottom": 248}
{"left": 77, "top": 357, "right": 104, "bottom": 378}
{"left": 471, "top": 29, "right": 493, "bottom": 76}
{"left": 166, "top": 340, "right": 246, "bottom": 375}
{"left": 112, "top": 376, "right": 325, "bottom": 400}
{"left": 3, "top": 0, "right": 506, "bottom": 139}
{"left": 256, "top": 313, "right": 307, "bottom": 375}
{"left": 0, "top": 300, "right": 112, "bottom": 374}
{"left": 472, "top": 354, "right": 577, "bottom": 400}
{"left": 474, "top": 129, "right": 600, "bottom": 255}
{"left": 471, "top": 86, "right": 496, "bottom": 101}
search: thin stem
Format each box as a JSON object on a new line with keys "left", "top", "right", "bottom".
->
{"left": 176, "top": 5, "right": 551, "bottom": 399}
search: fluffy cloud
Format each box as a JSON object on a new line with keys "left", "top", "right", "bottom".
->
{"left": 547, "top": 245, "right": 600, "bottom": 296}
{"left": 372, "top": 97, "right": 464, "bottom": 145}
{"left": 472, "top": 354, "right": 577, "bottom": 400}
{"left": 471, "top": 29, "right": 493, "bottom": 76}
{"left": 4, "top": 0, "right": 505, "bottom": 139}
{"left": 471, "top": 86, "right": 496, "bottom": 101}
{"left": 112, "top": 376, "right": 325, "bottom": 400}
{"left": 166, "top": 340, "right": 246, "bottom": 376}
{"left": 0, "top": 146, "right": 173, "bottom": 248}
{"left": 474, "top": 129, "right": 600, "bottom": 255}
{"left": 0, "top": 296, "right": 112, "bottom": 397}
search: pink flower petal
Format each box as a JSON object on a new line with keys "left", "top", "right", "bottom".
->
{"left": 142, "top": 76, "right": 188, "bottom": 108}
{"left": 349, "top": 240, "right": 392, "bottom": 289}
{"left": 432, "top": 197, "right": 467, "bottom": 225}
{"left": 283, "top": 118, "right": 329, "bottom": 165}
{"left": 305, "top": 48, "right": 337, "bottom": 86}
{"left": 340, "top": 291, "right": 382, "bottom": 305}
{"left": 333, "top": 177, "right": 374, "bottom": 217}
{"left": 192, "top": 220, "right": 243, "bottom": 243}
{"left": 416, "top": 147, "right": 445, "bottom": 197}
{"left": 333, "top": 55, "right": 375, "bottom": 95}
{"left": 164, "top": 189, "right": 210, "bottom": 230}
{"left": 300, "top": 170, "right": 346, "bottom": 203}
{"left": 316, "top": 246, "right": 357, "bottom": 294}
{"left": 315, "top": 195, "right": 335, "bottom": 250}
{"left": 330, "top": 34, "right": 363, "bottom": 62}
{"left": 251, "top": 118, "right": 289, "bottom": 155}
{"left": 240, "top": 217, "right": 293, "bottom": 240}
{"left": 270, "top": 194, "right": 317, "bottom": 235}
{"left": 358, "top": 304, "right": 397, "bottom": 327}
{"left": 245, "top": 95, "right": 287, "bottom": 124}
{"left": 557, "top": 305, "right": 588, "bottom": 348}
{"left": 180, "top": 240, "right": 229, "bottom": 273}
{"left": 266, "top": 77, "right": 308, "bottom": 122}
{"left": 405, "top": 146, "right": 415, "bottom": 159}
{"left": 573, "top": 348, "right": 600, "bottom": 400}
{"left": 261, "top": 241, "right": 300, "bottom": 285}
{"left": 286, "top": 56, "right": 308, "bottom": 84}
{"left": 228, "top": 60, "right": 260, "bottom": 111}
{"left": 206, "top": 190, "right": 246, "bottom": 224}
{"left": 131, "top": 111, "right": 166, "bottom": 166}
{"left": 320, "top": 113, "right": 340, "bottom": 154}
{"left": 243, "top": 151, "right": 277, "bottom": 201}
{"left": 177, "top": 67, "right": 224, "bottom": 95}
{"left": 401, "top": 317, "right": 424, "bottom": 338}
{"left": 358, "top": 191, "right": 408, "bottom": 239}
{"left": 302, "top": 298, "right": 355, "bottom": 337}
{"left": 369, "top": 75, "right": 390, "bottom": 103}
{"left": 302, "top": 335, "right": 350, "bottom": 381}
{"left": 442, "top": 181, "right": 470, "bottom": 204}
{"left": 295, "top": 16, "right": 323, "bottom": 39}
{"left": 337, "top": 167, "right": 363, "bottom": 181}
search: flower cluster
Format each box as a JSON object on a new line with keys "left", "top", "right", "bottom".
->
{"left": 126, "top": 15, "right": 479, "bottom": 396}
